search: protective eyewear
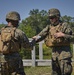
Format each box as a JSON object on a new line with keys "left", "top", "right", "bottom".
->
{"left": 49, "top": 16, "right": 56, "bottom": 19}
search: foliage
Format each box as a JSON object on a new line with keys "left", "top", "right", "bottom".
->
{"left": 43, "top": 44, "right": 52, "bottom": 59}
{"left": 0, "top": 24, "right": 5, "bottom": 29}
{"left": 61, "top": 15, "right": 74, "bottom": 28}
{"left": 21, "top": 9, "right": 50, "bottom": 35}
{"left": 19, "top": 47, "right": 31, "bottom": 59}
{"left": 24, "top": 66, "right": 74, "bottom": 75}
{"left": 19, "top": 23, "right": 36, "bottom": 37}
{"left": 25, "top": 66, "right": 51, "bottom": 75}
{"left": 61, "top": 15, "right": 72, "bottom": 22}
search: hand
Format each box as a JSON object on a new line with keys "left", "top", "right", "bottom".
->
{"left": 32, "top": 36, "right": 37, "bottom": 41}
{"left": 32, "top": 35, "right": 41, "bottom": 41}
{"left": 54, "top": 32, "right": 65, "bottom": 38}
{"left": 30, "top": 39, "right": 36, "bottom": 46}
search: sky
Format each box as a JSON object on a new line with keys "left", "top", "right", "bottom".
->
{"left": 0, "top": 0, "right": 74, "bottom": 24}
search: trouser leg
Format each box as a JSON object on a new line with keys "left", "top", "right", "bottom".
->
{"left": 52, "top": 58, "right": 61, "bottom": 75}
{"left": 60, "top": 58, "right": 72, "bottom": 75}
{"left": 0, "top": 62, "right": 10, "bottom": 75}
{"left": 11, "top": 59, "right": 26, "bottom": 75}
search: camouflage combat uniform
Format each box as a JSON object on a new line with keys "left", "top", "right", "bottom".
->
{"left": 0, "top": 26, "right": 31, "bottom": 75}
{"left": 0, "top": 11, "right": 32, "bottom": 75}
{"left": 36, "top": 20, "right": 72, "bottom": 75}
{"left": 34, "top": 8, "right": 73, "bottom": 75}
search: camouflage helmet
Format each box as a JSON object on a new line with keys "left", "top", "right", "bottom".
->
{"left": 6, "top": 11, "right": 21, "bottom": 21}
{"left": 48, "top": 8, "right": 61, "bottom": 18}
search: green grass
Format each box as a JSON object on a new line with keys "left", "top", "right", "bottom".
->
{"left": 24, "top": 65, "right": 74, "bottom": 75}
{"left": 25, "top": 66, "right": 51, "bottom": 75}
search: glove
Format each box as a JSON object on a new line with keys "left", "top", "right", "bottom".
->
{"left": 30, "top": 39, "right": 36, "bottom": 47}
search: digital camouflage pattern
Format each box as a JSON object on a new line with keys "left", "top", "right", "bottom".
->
{"left": 48, "top": 8, "right": 61, "bottom": 18}
{"left": 52, "top": 46, "right": 72, "bottom": 75}
{"left": 6, "top": 11, "right": 20, "bottom": 21}
{"left": 0, "top": 26, "right": 31, "bottom": 75}
{"left": 36, "top": 20, "right": 72, "bottom": 75}
{"left": 44, "top": 22, "right": 71, "bottom": 47}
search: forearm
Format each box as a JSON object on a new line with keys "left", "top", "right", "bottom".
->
{"left": 35, "top": 25, "right": 49, "bottom": 42}
{"left": 64, "top": 34, "right": 74, "bottom": 42}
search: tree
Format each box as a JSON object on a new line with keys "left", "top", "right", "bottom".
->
{"left": 61, "top": 15, "right": 74, "bottom": 28}
{"left": 0, "top": 24, "right": 5, "bottom": 29}
{"left": 19, "top": 23, "right": 36, "bottom": 38}
{"left": 21, "top": 9, "right": 49, "bottom": 35}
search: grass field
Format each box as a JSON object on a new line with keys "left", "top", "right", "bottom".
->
{"left": 25, "top": 64, "right": 74, "bottom": 75}
{"left": 25, "top": 66, "right": 51, "bottom": 75}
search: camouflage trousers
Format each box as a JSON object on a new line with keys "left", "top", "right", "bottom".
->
{"left": 51, "top": 46, "right": 72, "bottom": 75}
{"left": 52, "top": 58, "right": 72, "bottom": 75}
{"left": 0, "top": 53, "right": 26, "bottom": 75}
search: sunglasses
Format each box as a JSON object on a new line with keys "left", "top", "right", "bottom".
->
{"left": 49, "top": 16, "right": 56, "bottom": 19}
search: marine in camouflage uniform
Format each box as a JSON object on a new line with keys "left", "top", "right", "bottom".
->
{"left": 0, "top": 11, "right": 32, "bottom": 75}
{"left": 33, "top": 8, "right": 73, "bottom": 75}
